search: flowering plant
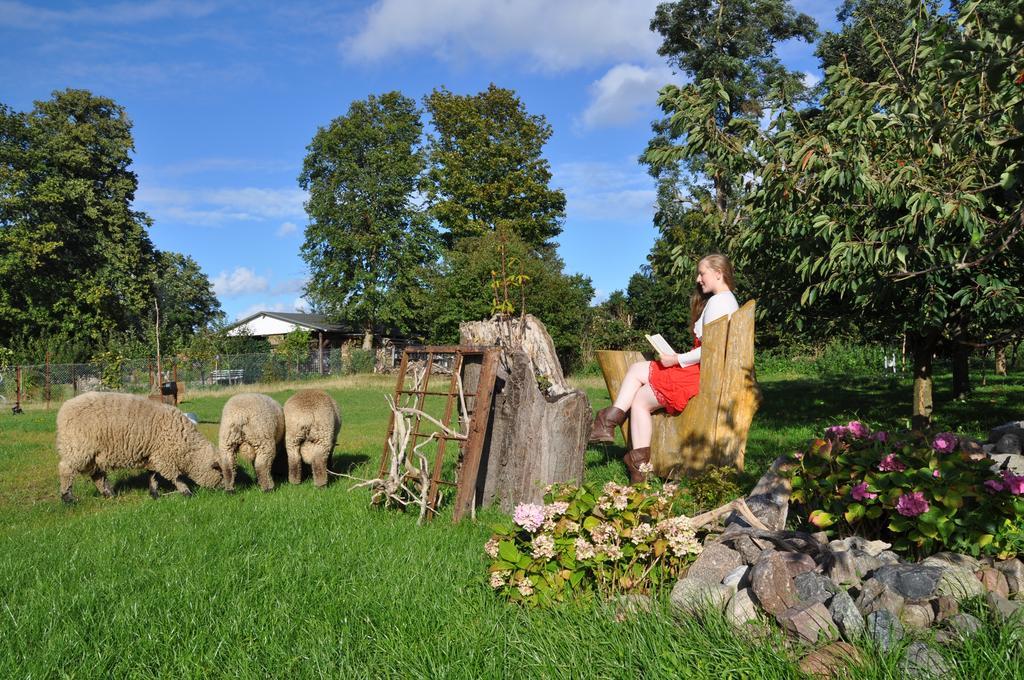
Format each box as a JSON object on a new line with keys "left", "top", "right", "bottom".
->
{"left": 786, "top": 421, "right": 1024, "bottom": 558}
{"left": 485, "top": 481, "right": 703, "bottom": 606}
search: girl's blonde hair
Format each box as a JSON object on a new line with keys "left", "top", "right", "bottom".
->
{"left": 689, "top": 254, "right": 736, "bottom": 327}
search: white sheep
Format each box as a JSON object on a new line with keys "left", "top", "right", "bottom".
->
{"left": 56, "top": 391, "right": 223, "bottom": 503}
{"left": 218, "top": 393, "right": 284, "bottom": 492}
{"left": 283, "top": 389, "right": 341, "bottom": 487}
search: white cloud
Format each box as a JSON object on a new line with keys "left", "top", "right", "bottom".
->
{"left": 214, "top": 267, "right": 269, "bottom": 298}
{"left": 554, "top": 159, "right": 657, "bottom": 222}
{"left": 136, "top": 186, "right": 307, "bottom": 227}
{"left": 292, "top": 297, "right": 309, "bottom": 313}
{"left": 344, "top": 0, "right": 662, "bottom": 72}
{"left": 277, "top": 221, "right": 298, "bottom": 237}
{"left": 272, "top": 278, "right": 308, "bottom": 295}
{"left": 579, "top": 63, "right": 679, "bottom": 130}
{"left": 802, "top": 71, "right": 821, "bottom": 89}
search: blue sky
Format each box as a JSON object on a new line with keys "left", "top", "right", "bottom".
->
{"left": 1, "top": 0, "right": 842, "bottom": 321}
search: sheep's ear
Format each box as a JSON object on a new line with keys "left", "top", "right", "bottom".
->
{"left": 212, "top": 461, "right": 222, "bottom": 471}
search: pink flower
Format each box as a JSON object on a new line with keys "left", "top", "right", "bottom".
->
{"left": 1002, "top": 470, "right": 1024, "bottom": 495}
{"left": 484, "top": 537, "right": 500, "bottom": 559}
{"left": 932, "top": 432, "right": 958, "bottom": 454}
{"left": 869, "top": 431, "right": 889, "bottom": 443}
{"left": 985, "top": 479, "right": 1006, "bottom": 494}
{"left": 896, "top": 491, "right": 929, "bottom": 517}
{"left": 792, "top": 451, "right": 804, "bottom": 461}
{"left": 851, "top": 482, "right": 878, "bottom": 501}
{"left": 825, "top": 425, "right": 849, "bottom": 440}
{"left": 847, "top": 421, "right": 869, "bottom": 438}
{"left": 878, "top": 454, "right": 907, "bottom": 472}
{"left": 575, "top": 538, "right": 596, "bottom": 560}
{"left": 530, "top": 534, "right": 556, "bottom": 560}
{"left": 512, "top": 503, "right": 546, "bottom": 532}
{"left": 544, "top": 501, "right": 569, "bottom": 519}
{"left": 932, "top": 469, "right": 942, "bottom": 478}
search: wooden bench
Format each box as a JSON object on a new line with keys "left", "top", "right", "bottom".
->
{"left": 210, "top": 368, "right": 244, "bottom": 385}
{"left": 595, "top": 300, "right": 761, "bottom": 478}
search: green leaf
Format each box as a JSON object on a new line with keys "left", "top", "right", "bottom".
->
{"left": 498, "top": 541, "right": 521, "bottom": 564}
{"left": 844, "top": 503, "right": 866, "bottom": 524}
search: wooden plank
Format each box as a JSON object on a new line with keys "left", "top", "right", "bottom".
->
{"left": 713, "top": 301, "right": 761, "bottom": 470}
{"left": 452, "top": 349, "right": 499, "bottom": 522}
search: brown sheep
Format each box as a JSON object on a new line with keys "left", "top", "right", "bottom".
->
{"left": 218, "top": 393, "right": 285, "bottom": 492}
{"left": 283, "top": 389, "right": 340, "bottom": 487}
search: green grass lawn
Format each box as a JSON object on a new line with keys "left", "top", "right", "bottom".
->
{"left": 1, "top": 369, "right": 1022, "bottom": 678}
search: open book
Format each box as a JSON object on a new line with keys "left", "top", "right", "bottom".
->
{"left": 645, "top": 333, "right": 675, "bottom": 356}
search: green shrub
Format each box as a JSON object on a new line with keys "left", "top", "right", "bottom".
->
{"left": 348, "top": 349, "right": 375, "bottom": 374}
{"left": 485, "top": 480, "right": 703, "bottom": 606}
{"left": 679, "top": 466, "right": 743, "bottom": 512}
{"left": 785, "top": 422, "right": 1024, "bottom": 559}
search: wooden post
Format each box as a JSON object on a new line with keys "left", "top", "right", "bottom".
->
{"left": 44, "top": 351, "right": 51, "bottom": 409}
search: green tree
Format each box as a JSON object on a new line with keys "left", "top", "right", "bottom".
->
{"left": 299, "top": 91, "right": 437, "bottom": 350}
{"left": 0, "top": 89, "right": 158, "bottom": 358}
{"left": 816, "top": 0, "right": 919, "bottom": 82}
{"left": 273, "top": 328, "right": 312, "bottom": 376}
{"left": 425, "top": 231, "right": 594, "bottom": 371}
{"left": 422, "top": 84, "right": 566, "bottom": 253}
{"left": 154, "top": 251, "right": 224, "bottom": 355}
{"left": 735, "top": 1, "right": 1024, "bottom": 426}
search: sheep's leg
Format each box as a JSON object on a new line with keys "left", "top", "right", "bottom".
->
{"left": 311, "top": 453, "right": 328, "bottom": 488}
{"left": 149, "top": 473, "right": 161, "bottom": 500}
{"left": 172, "top": 475, "right": 194, "bottom": 497}
{"left": 286, "top": 436, "right": 303, "bottom": 485}
{"left": 254, "top": 451, "right": 275, "bottom": 492}
{"left": 90, "top": 469, "right": 113, "bottom": 498}
{"left": 59, "top": 460, "right": 77, "bottom": 504}
{"left": 220, "top": 448, "right": 237, "bottom": 493}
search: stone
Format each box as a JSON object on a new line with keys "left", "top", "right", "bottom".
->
{"left": 995, "top": 558, "right": 1024, "bottom": 596}
{"left": 900, "top": 603, "right": 936, "bottom": 630}
{"left": 725, "top": 587, "right": 760, "bottom": 628}
{"left": 875, "top": 550, "right": 901, "bottom": 565}
{"left": 828, "top": 536, "right": 892, "bottom": 557}
{"left": 726, "top": 456, "right": 790, "bottom": 531}
{"left": 798, "top": 642, "right": 861, "bottom": 679}
{"left": 795, "top": 572, "right": 838, "bottom": 605}
{"left": 722, "top": 565, "right": 749, "bottom": 589}
{"left": 686, "top": 542, "right": 744, "bottom": 584}
{"left": 922, "top": 552, "right": 982, "bottom": 572}
{"left": 728, "top": 535, "right": 764, "bottom": 565}
{"left": 989, "top": 421, "right": 1024, "bottom": 443}
{"left": 996, "top": 433, "right": 1023, "bottom": 455}
{"left": 828, "top": 589, "right": 865, "bottom": 641}
{"left": 865, "top": 610, "right": 905, "bottom": 652}
{"left": 959, "top": 437, "right": 985, "bottom": 455}
{"left": 987, "top": 591, "right": 1024, "bottom": 622}
{"left": 777, "top": 601, "right": 839, "bottom": 643}
{"left": 871, "top": 564, "right": 943, "bottom": 601}
{"left": 934, "top": 565, "right": 986, "bottom": 602}
{"left": 827, "top": 551, "right": 861, "bottom": 588}
{"left": 901, "top": 642, "right": 950, "bottom": 679}
{"left": 750, "top": 551, "right": 800, "bottom": 616}
{"left": 978, "top": 568, "right": 1011, "bottom": 598}
{"left": 669, "top": 578, "right": 733, "bottom": 616}
{"left": 855, "top": 577, "right": 906, "bottom": 617}
{"left": 611, "top": 594, "right": 653, "bottom": 622}
{"left": 932, "top": 595, "right": 960, "bottom": 623}
{"left": 779, "top": 551, "right": 817, "bottom": 578}
{"left": 990, "top": 453, "right": 1024, "bottom": 476}
{"left": 850, "top": 550, "right": 884, "bottom": 579}
{"left": 943, "top": 612, "right": 983, "bottom": 642}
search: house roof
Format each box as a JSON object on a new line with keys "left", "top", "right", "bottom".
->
{"left": 225, "top": 311, "right": 407, "bottom": 339}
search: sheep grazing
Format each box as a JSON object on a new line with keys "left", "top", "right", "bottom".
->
{"left": 283, "top": 389, "right": 341, "bottom": 487}
{"left": 56, "top": 392, "right": 223, "bottom": 503}
{"left": 218, "top": 393, "right": 284, "bottom": 492}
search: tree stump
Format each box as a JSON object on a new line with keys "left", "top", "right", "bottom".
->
{"left": 460, "top": 314, "right": 591, "bottom": 511}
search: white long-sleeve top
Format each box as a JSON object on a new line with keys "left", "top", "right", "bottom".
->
{"left": 675, "top": 291, "right": 739, "bottom": 367}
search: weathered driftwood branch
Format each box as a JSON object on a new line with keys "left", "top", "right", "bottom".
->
{"left": 688, "top": 498, "right": 769, "bottom": 532}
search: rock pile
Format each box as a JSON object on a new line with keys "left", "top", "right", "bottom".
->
{"left": 985, "top": 420, "right": 1024, "bottom": 475}
{"left": 665, "top": 455, "right": 1024, "bottom": 679}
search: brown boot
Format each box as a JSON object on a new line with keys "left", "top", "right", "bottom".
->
{"left": 589, "top": 406, "right": 626, "bottom": 443}
{"left": 623, "top": 447, "right": 651, "bottom": 485}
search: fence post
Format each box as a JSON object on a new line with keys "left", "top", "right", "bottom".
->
{"left": 15, "top": 366, "right": 22, "bottom": 412}
{"left": 71, "top": 363, "right": 77, "bottom": 396}
{"left": 45, "top": 351, "right": 51, "bottom": 409}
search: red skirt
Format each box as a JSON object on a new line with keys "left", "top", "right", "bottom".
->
{"left": 648, "top": 339, "right": 701, "bottom": 415}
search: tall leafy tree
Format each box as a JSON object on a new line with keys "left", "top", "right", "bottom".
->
{"left": 299, "top": 92, "right": 437, "bottom": 349}
{"left": 0, "top": 89, "right": 157, "bottom": 359}
{"left": 735, "top": 1, "right": 1024, "bottom": 426}
{"left": 422, "top": 84, "right": 566, "bottom": 253}
{"left": 154, "top": 251, "right": 224, "bottom": 354}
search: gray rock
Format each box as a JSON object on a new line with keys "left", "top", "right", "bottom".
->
{"left": 901, "top": 642, "right": 950, "bottom": 679}
{"left": 934, "top": 565, "right": 986, "bottom": 602}
{"left": 611, "top": 594, "right": 653, "bottom": 622}
{"left": 865, "top": 610, "right": 905, "bottom": 652}
{"left": 725, "top": 587, "right": 760, "bottom": 628}
{"left": 995, "top": 558, "right": 1024, "bottom": 596}
{"left": 827, "top": 550, "right": 861, "bottom": 587}
{"left": 901, "top": 603, "right": 936, "bottom": 630}
{"left": 871, "top": 564, "right": 943, "bottom": 601}
{"left": 686, "top": 542, "right": 744, "bottom": 584}
{"left": 794, "top": 572, "right": 838, "bottom": 605}
{"left": 856, "top": 577, "right": 906, "bottom": 616}
{"left": 799, "top": 642, "right": 862, "bottom": 679}
{"left": 989, "top": 421, "right": 1024, "bottom": 443}
{"left": 959, "top": 437, "right": 985, "bottom": 455}
{"left": 996, "top": 433, "right": 1022, "bottom": 455}
{"left": 778, "top": 551, "right": 817, "bottom": 578}
{"left": 991, "top": 453, "right": 1024, "bottom": 476}
{"left": 945, "top": 612, "right": 983, "bottom": 641}
{"left": 670, "top": 578, "right": 733, "bottom": 616}
{"left": 851, "top": 550, "right": 885, "bottom": 578}
{"left": 828, "top": 589, "right": 865, "bottom": 641}
{"left": 987, "top": 591, "right": 1024, "bottom": 622}
{"left": 750, "top": 551, "right": 800, "bottom": 616}
{"left": 828, "top": 536, "right": 892, "bottom": 557}
{"left": 876, "top": 550, "right": 902, "bottom": 565}
{"left": 728, "top": 535, "right": 764, "bottom": 565}
{"left": 933, "top": 595, "right": 960, "bottom": 623}
{"left": 726, "top": 456, "right": 791, "bottom": 531}
{"left": 922, "top": 552, "right": 982, "bottom": 572}
{"left": 777, "top": 601, "right": 838, "bottom": 643}
{"left": 722, "top": 565, "right": 749, "bottom": 589}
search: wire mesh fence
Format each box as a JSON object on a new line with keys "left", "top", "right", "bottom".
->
{"left": 0, "top": 346, "right": 391, "bottom": 409}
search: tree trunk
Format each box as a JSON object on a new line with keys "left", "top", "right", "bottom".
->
{"left": 460, "top": 315, "right": 590, "bottom": 511}
{"left": 362, "top": 326, "right": 373, "bottom": 351}
{"left": 912, "top": 333, "right": 936, "bottom": 430}
{"left": 951, "top": 345, "right": 970, "bottom": 399}
{"left": 995, "top": 344, "right": 1008, "bottom": 376}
